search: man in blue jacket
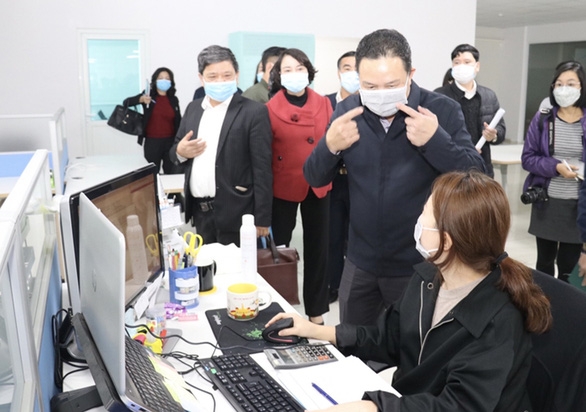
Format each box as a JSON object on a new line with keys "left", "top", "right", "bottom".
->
{"left": 304, "top": 29, "right": 485, "bottom": 325}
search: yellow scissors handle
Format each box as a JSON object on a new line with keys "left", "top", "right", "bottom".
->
{"left": 183, "top": 232, "right": 203, "bottom": 256}
{"left": 145, "top": 233, "right": 159, "bottom": 257}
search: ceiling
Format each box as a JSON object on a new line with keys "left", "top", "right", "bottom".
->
{"left": 476, "top": 0, "right": 586, "bottom": 28}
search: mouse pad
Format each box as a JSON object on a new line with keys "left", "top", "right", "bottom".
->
{"left": 205, "top": 302, "right": 307, "bottom": 354}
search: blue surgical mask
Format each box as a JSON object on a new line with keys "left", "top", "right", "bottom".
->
{"left": 156, "top": 79, "right": 171, "bottom": 92}
{"left": 340, "top": 71, "right": 360, "bottom": 94}
{"left": 281, "top": 72, "right": 309, "bottom": 93}
{"left": 204, "top": 80, "right": 237, "bottom": 102}
{"left": 256, "top": 72, "right": 264, "bottom": 83}
{"left": 413, "top": 215, "right": 439, "bottom": 259}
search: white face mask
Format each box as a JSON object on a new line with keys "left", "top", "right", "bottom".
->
{"left": 340, "top": 71, "right": 360, "bottom": 94}
{"left": 359, "top": 82, "right": 408, "bottom": 117}
{"left": 413, "top": 215, "right": 439, "bottom": 259}
{"left": 451, "top": 64, "right": 477, "bottom": 84}
{"left": 553, "top": 86, "right": 581, "bottom": 108}
{"left": 281, "top": 72, "right": 309, "bottom": 93}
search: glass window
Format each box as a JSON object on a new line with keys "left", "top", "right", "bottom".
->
{"left": 87, "top": 39, "right": 142, "bottom": 121}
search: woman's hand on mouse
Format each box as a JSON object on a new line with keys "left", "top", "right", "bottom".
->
{"left": 265, "top": 313, "right": 337, "bottom": 344}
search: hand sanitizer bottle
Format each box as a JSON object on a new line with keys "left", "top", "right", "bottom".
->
{"left": 240, "top": 214, "right": 257, "bottom": 284}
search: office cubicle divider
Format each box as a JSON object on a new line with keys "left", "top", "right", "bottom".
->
{"left": 0, "top": 107, "right": 68, "bottom": 195}
{"left": 0, "top": 149, "right": 64, "bottom": 411}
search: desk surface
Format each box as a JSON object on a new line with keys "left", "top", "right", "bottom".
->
{"left": 62, "top": 241, "right": 397, "bottom": 411}
{"left": 159, "top": 173, "right": 184, "bottom": 194}
{"left": 63, "top": 272, "right": 301, "bottom": 411}
{"left": 64, "top": 155, "right": 149, "bottom": 195}
{"left": 491, "top": 144, "right": 523, "bottom": 165}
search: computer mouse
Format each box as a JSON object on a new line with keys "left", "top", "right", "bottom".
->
{"left": 262, "top": 317, "right": 301, "bottom": 344}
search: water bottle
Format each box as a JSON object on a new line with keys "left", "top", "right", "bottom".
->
{"left": 240, "top": 214, "right": 257, "bottom": 284}
{"left": 126, "top": 215, "right": 149, "bottom": 282}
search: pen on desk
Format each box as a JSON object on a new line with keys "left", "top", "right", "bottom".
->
{"left": 311, "top": 382, "right": 338, "bottom": 405}
{"left": 562, "top": 159, "right": 579, "bottom": 181}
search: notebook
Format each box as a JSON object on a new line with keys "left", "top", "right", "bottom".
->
{"left": 78, "top": 193, "right": 199, "bottom": 411}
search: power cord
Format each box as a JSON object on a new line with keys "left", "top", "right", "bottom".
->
{"left": 52, "top": 308, "right": 88, "bottom": 390}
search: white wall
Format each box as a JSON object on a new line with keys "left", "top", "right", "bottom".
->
{"left": 1, "top": 0, "right": 476, "bottom": 157}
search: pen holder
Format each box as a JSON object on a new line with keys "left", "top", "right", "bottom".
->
{"left": 168, "top": 266, "right": 199, "bottom": 309}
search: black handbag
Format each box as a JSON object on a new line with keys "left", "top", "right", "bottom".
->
{"left": 107, "top": 104, "right": 144, "bottom": 136}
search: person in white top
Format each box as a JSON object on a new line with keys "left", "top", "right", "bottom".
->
{"left": 170, "top": 45, "right": 273, "bottom": 246}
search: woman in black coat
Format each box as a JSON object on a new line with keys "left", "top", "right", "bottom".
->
{"left": 268, "top": 170, "right": 552, "bottom": 412}
{"left": 124, "top": 67, "right": 181, "bottom": 174}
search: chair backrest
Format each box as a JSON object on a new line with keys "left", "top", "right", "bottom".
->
{"left": 528, "top": 271, "right": 586, "bottom": 412}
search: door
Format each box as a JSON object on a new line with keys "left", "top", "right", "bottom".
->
{"left": 79, "top": 30, "right": 148, "bottom": 156}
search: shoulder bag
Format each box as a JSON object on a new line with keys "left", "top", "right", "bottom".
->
{"left": 107, "top": 104, "right": 144, "bottom": 136}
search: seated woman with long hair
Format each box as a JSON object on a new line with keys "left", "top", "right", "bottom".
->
{"left": 267, "top": 170, "right": 552, "bottom": 412}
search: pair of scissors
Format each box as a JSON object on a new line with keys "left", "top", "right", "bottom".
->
{"left": 145, "top": 233, "right": 159, "bottom": 257}
{"left": 183, "top": 231, "right": 203, "bottom": 257}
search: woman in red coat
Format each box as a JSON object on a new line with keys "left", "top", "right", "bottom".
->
{"left": 266, "top": 48, "right": 333, "bottom": 324}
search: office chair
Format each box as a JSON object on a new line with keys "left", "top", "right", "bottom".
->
{"left": 527, "top": 271, "right": 586, "bottom": 412}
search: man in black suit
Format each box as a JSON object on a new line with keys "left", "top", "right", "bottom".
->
{"left": 170, "top": 45, "right": 272, "bottom": 246}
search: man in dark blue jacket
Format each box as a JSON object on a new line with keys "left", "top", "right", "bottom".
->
{"left": 304, "top": 29, "right": 485, "bottom": 325}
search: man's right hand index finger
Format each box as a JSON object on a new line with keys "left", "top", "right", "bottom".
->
{"left": 339, "top": 106, "right": 364, "bottom": 122}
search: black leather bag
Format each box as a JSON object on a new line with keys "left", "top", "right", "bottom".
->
{"left": 107, "top": 104, "right": 144, "bottom": 136}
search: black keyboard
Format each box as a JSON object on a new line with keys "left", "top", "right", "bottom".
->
{"left": 124, "top": 336, "right": 184, "bottom": 412}
{"left": 202, "top": 353, "right": 304, "bottom": 412}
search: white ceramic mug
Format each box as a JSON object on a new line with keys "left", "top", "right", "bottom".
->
{"left": 226, "top": 283, "right": 272, "bottom": 321}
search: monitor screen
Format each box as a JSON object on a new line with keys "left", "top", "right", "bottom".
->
{"left": 60, "top": 164, "right": 163, "bottom": 313}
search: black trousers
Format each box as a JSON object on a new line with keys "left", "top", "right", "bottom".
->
{"left": 327, "top": 173, "right": 349, "bottom": 292}
{"left": 339, "top": 259, "right": 411, "bottom": 326}
{"left": 535, "top": 237, "right": 581, "bottom": 282}
{"left": 272, "top": 190, "right": 330, "bottom": 317}
{"left": 144, "top": 136, "right": 175, "bottom": 174}
{"left": 191, "top": 201, "right": 239, "bottom": 247}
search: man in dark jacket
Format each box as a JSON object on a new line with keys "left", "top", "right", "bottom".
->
{"left": 170, "top": 45, "right": 272, "bottom": 246}
{"left": 303, "top": 29, "right": 485, "bottom": 325}
{"left": 435, "top": 44, "right": 506, "bottom": 177}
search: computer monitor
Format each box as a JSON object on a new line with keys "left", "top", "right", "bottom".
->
{"left": 60, "top": 164, "right": 163, "bottom": 315}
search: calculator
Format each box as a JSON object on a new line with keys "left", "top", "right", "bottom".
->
{"left": 264, "top": 344, "right": 338, "bottom": 369}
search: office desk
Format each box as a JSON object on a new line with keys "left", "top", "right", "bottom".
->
{"left": 63, "top": 271, "right": 323, "bottom": 411}
{"left": 159, "top": 173, "right": 184, "bottom": 194}
{"left": 63, "top": 269, "right": 396, "bottom": 411}
{"left": 64, "top": 155, "right": 148, "bottom": 195}
{"left": 491, "top": 144, "right": 523, "bottom": 191}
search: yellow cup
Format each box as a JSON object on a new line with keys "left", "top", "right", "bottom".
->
{"left": 226, "top": 283, "right": 271, "bottom": 321}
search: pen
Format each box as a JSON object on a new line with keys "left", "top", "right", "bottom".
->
{"left": 562, "top": 159, "right": 579, "bottom": 181}
{"left": 311, "top": 382, "right": 338, "bottom": 405}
